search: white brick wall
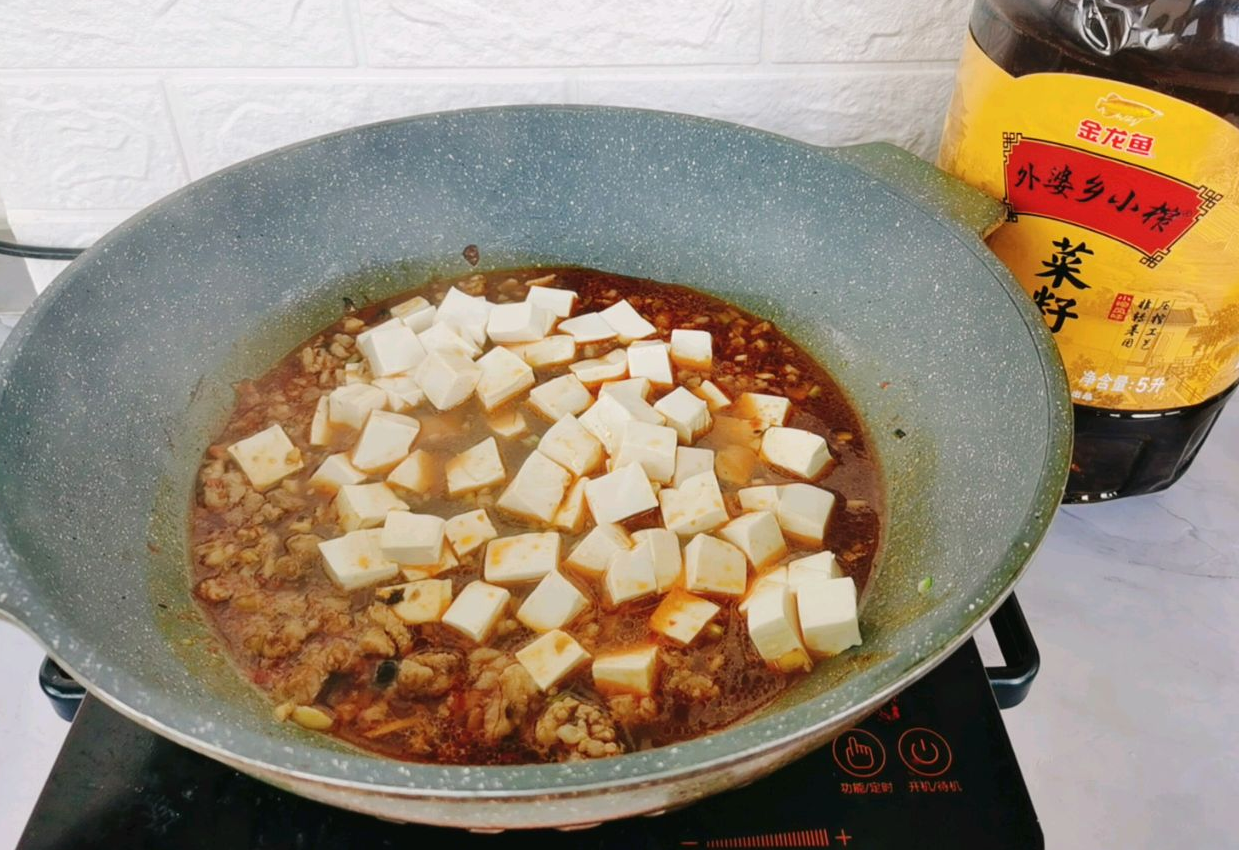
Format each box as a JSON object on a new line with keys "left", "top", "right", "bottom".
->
{"left": 0, "top": 0, "right": 971, "bottom": 291}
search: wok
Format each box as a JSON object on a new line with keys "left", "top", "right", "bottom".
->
{"left": 0, "top": 106, "right": 1070, "bottom": 829}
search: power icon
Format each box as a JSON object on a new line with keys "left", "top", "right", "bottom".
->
{"left": 897, "top": 728, "right": 953, "bottom": 777}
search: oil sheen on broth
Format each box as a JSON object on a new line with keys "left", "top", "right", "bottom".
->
{"left": 190, "top": 267, "right": 882, "bottom": 764}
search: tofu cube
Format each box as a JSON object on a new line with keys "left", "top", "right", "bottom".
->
{"left": 650, "top": 588, "right": 720, "bottom": 645}
{"left": 787, "top": 551, "right": 843, "bottom": 588}
{"left": 474, "top": 345, "right": 535, "bottom": 411}
{"left": 692, "top": 379, "right": 732, "bottom": 411}
{"left": 777, "top": 483, "right": 836, "bottom": 544}
{"left": 335, "top": 482, "right": 407, "bottom": 531}
{"left": 497, "top": 451, "right": 573, "bottom": 524}
{"left": 351, "top": 410, "right": 421, "bottom": 473}
{"left": 435, "top": 286, "right": 492, "bottom": 347}
{"left": 309, "top": 453, "right": 368, "bottom": 493}
{"left": 719, "top": 511, "right": 787, "bottom": 569}
{"left": 604, "top": 545, "right": 659, "bottom": 605}
{"left": 418, "top": 322, "right": 481, "bottom": 359}
{"left": 585, "top": 463, "right": 658, "bottom": 523}
{"left": 579, "top": 392, "right": 664, "bottom": 455}
{"left": 371, "top": 374, "right": 425, "bottom": 413}
{"left": 507, "top": 335, "right": 575, "bottom": 368}
{"left": 516, "top": 570, "right": 590, "bottom": 633}
{"left": 599, "top": 299, "right": 656, "bottom": 342}
{"left": 734, "top": 392, "right": 791, "bottom": 432}
{"left": 626, "top": 341, "right": 673, "bottom": 387}
{"left": 528, "top": 374, "right": 594, "bottom": 421}
{"left": 525, "top": 284, "right": 577, "bottom": 318}
{"left": 538, "top": 415, "right": 604, "bottom": 477}
{"left": 632, "top": 527, "right": 682, "bottom": 592}
{"left": 683, "top": 533, "right": 748, "bottom": 597}
{"left": 553, "top": 476, "right": 590, "bottom": 533}
{"left": 592, "top": 646, "right": 659, "bottom": 696}
{"left": 747, "top": 582, "right": 811, "bottom": 672}
{"left": 715, "top": 444, "right": 759, "bottom": 487}
{"left": 442, "top": 580, "right": 510, "bottom": 643}
{"left": 614, "top": 421, "right": 678, "bottom": 484}
{"left": 569, "top": 348, "right": 628, "bottom": 386}
{"left": 227, "top": 424, "right": 304, "bottom": 491}
{"left": 309, "top": 397, "right": 332, "bottom": 446}
{"left": 760, "top": 427, "right": 834, "bottom": 480}
{"left": 357, "top": 321, "right": 427, "bottom": 377}
{"left": 390, "top": 295, "right": 436, "bottom": 332}
{"left": 796, "top": 576, "right": 862, "bottom": 656}
{"left": 654, "top": 387, "right": 712, "bottom": 445}
{"left": 486, "top": 301, "right": 555, "bottom": 344}
{"left": 345, "top": 362, "right": 369, "bottom": 389}
{"left": 599, "top": 376, "right": 651, "bottom": 402}
{"left": 401, "top": 543, "right": 459, "bottom": 581}
{"left": 558, "top": 312, "right": 617, "bottom": 343}
{"left": 414, "top": 349, "right": 483, "bottom": 411}
{"left": 738, "top": 484, "right": 780, "bottom": 512}
{"left": 380, "top": 578, "right": 453, "bottom": 624}
{"left": 380, "top": 511, "right": 446, "bottom": 566}
{"left": 444, "top": 508, "right": 497, "bottom": 557}
{"left": 445, "top": 437, "right": 506, "bottom": 496}
{"left": 712, "top": 414, "right": 763, "bottom": 449}
{"left": 386, "top": 449, "right": 436, "bottom": 495}
{"left": 328, "top": 383, "right": 389, "bottom": 431}
{"left": 565, "top": 523, "right": 633, "bottom": 577}
{"left": 483, "top": 531, "right": 561, "bottom": 584}
{"left": 672, "top": 446, "right": 715, "bottom": 488}
{"left": 669, "top": 329, "right": 712, "bottom": 369}
{"left": 485, "top": 407, "right": 529, "bottom": 439}
{"left": 318, "top": 529, "right": 399, "bottom": 590}
{"left": 515, "top": 629, "right": 591, "bottom": 691}
{"left": 738, "top": 566, "right": 789, "bottom": 614}
{"left": 659, "top": 470, "right": 729, "bottom": 536}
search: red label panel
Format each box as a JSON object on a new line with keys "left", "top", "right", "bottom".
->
{"left": 1003, "top": 136, "right": 1215, "bottom": 259}
{"left": 1108, "top": 293, "right": 1133, "bottom": 321}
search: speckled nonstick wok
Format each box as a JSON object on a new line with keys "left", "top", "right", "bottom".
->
{"left": 0, "top": 106, "right": 1070, "bottom": 829}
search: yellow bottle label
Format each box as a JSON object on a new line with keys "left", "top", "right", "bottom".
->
{"left": 940, "top": 34, "right": 1239, "bottom": 411}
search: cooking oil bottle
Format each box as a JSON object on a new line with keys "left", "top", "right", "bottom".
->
{"left": 939, "top": 0, "right": 1239, "bottom": 502}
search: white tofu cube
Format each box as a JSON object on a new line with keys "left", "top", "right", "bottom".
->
{"left": 318, "top": 529, "right": 400, "bottom": 591}
{"left": 357, "top": 321, "right": 427, "bottom": 378}
{"left": 592, "top": 646, "right": 659, "bottom": 696}
{"left": 417, "top": 322, "right": 481, "bottom": 359}
{"left": 474, "top": 345, "right": 535, "bottom": 411}
{"left": 659, "top": 470, "right": 729, "bottom": 536}
{"left": 599, "top": 299, "right": 656, "bottom": 342}
{"left": 553, "top": 477, "right": 590, "bottom": 533}
{"left": 497, "top": 451, "right": 573, "bottom": 524}
{"left": 525, "top": 284, "right": 577, "bottom": 318}
{"left": 735, "top": 392, "right": 791, "bottom": 432}
{"left": 578, "top": 392, "right": 664, "bottom": 455}
{"left": 516, "top": 570, "right": 590, "bottom": 633}
{"left": 538, "top": 415, "right": 604, "bottom": 477}
{"left": 483, "top": 531, "right": 561, "bottom": 584}
{"left": 632, "top": 527, "right": 682, "bottom": 592}
{"left": 351, "top": 410, "right": 421, "bottom": 473}
{"left": 390, "top": 295, "right": 436, "bottom": 332}
{"left": 614, "top": 421, "right": 678, "bottom": 484}
{"left": 485, "top": 407, "right": 529, "bottom": 439}
{"left": 747, "top": 582, "right": 811, "bottom": 672}
{"left": 585, "top": 463, "right": 658, "bottom": 523}
{"left": 558, "top": 312, "right": 617, "bottom": 343}
{"left": 684, "top": 533, "right": 748, "bottom": 597}
{"left": 371, "top": 374, "right": 424, "bottom": 413}
{"left": 515, "top": 629, "right": 591, "bottom": 691}
{"left": 506, "top": 335, "right": 575, "bottom": 368}
{"left": 718, "top": 511, "right": 787, "bottom": 569}
{"left": 672, "top": 446, "right": 715, "bottom": 488}
{"left": 738, "top": 484, "right": 780, "bottom": 513}
{"left": 444, "top": 508, "right": 497, "bottom": 557}
{"left": 569, "top": 348, "right": 628, "bottom": 386}
{"left": 654, "top": 387, "right": 712, "bottom": 445}
{"left": 309, "top": 397, "right": 332, "bottom": 446}
{"left": 626, "top": 341, "right": 673, "bottom": 387}
{"left": 486, "top": 301, "right": 555, "bottom": 344}
{"left": 669, "top": 329, "right": 712, "bottom": 369}
{"left": 435, "top": 286, "right": 492, "bottom": 347}
{"left": 400, "top": 543, "right": 459, "bottom": 581}
{"left": 565, "top": 523, "right": 632, "bottom": 577}
{"left": 796, "top": 576, "right": 862, "bottom": 656}
{"left": 528, "top": 374, "right": 593, "bottom": 421}
{"left": 309, "top": 453, "right": 368, "bottom": 493}
{"left": 599, "top": 376, "right": 651, "bottom": 402}
{"left": 604, "top": 545, "right": 659, "bottom": 605}
{"left": 442, "top": 580, "right": 510, "bottom": 643}
{"left": 328, "top": 383, "right": 389, "bottom": 431}
{"left": 227, "top": 424, "right": 304, "bottom": 491}
{"left": 760, "top": 427, "right": 834, "bottom": 480}
{"left": 692, "top": 379, "right": 732, "bottom": 411}
{"left": 738, "top": 566, "right": 789, "bottom": 614}
{"left": 777, "top": 483, "right": 836, "bottom": 544}
{"left": 380, "top": 511, "right": 445, "bottom": 566}
{"left": 650, "top": 588, "right": 720, "bottom": 645}
{"left": 386, "top": 449, "right": 436, "bottom": 495}
{"left": 445, "top": 437, "right": 506, "bottom": 496}
{"left": 787, "top": 551, "right": 843, "bottom": 588}
{"left": 414, "top": 349, "right": 483, "bottom": 411}
{"left": 379, "top": 578, "right": 453, "bottom": 624}
{"left": 335, "top": 483, "right": 407, "bottom": 531}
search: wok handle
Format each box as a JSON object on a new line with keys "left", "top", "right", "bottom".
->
{"left": 984, "top": 594, "right": 1040, "bottom": 710}
{"left": 39, "top": 657, "right": 85, "bottom": 722}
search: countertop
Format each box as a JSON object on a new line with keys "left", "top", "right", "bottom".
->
{"left": 0, "top": 314, "right": 1236, "bottom": 847}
